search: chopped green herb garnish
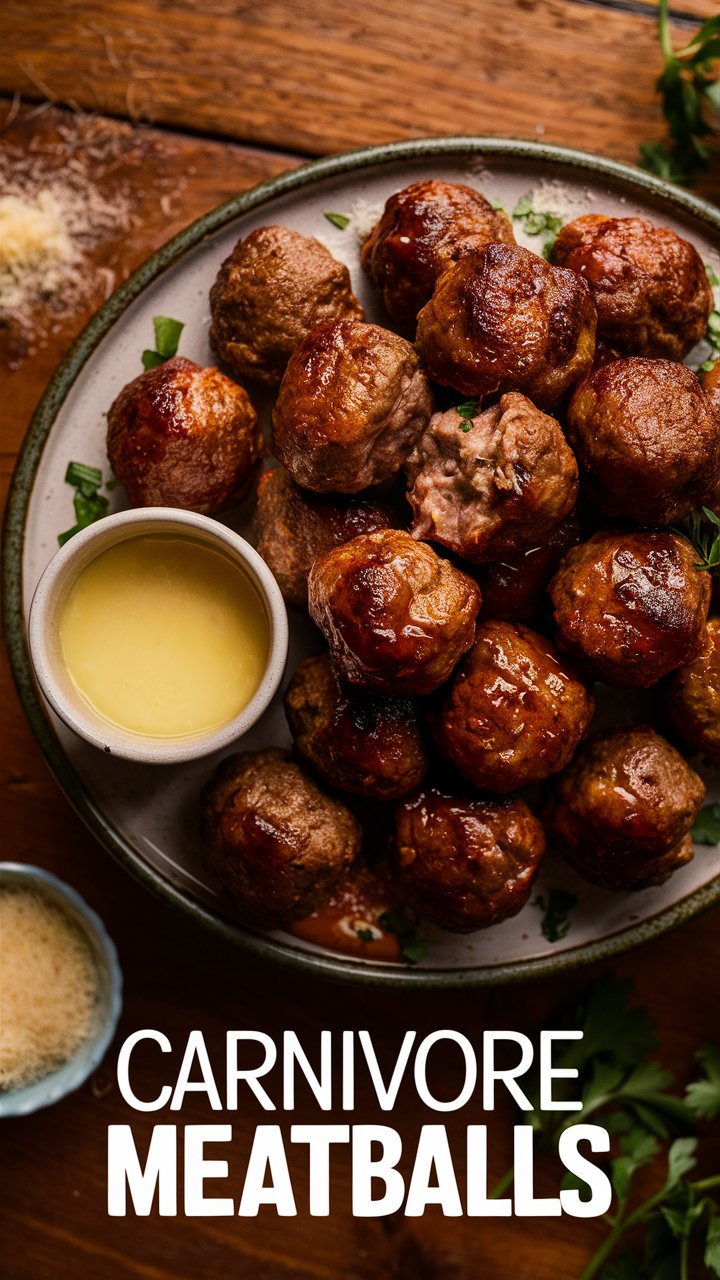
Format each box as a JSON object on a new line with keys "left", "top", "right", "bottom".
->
{"left": 323, "top": 211, "right": 351, "bottom": 230}
{"left": 379, "top": 908, "right": 428, "bottom": 966}
{"left": 512, "top": 193, "right": 564, "bottom": 257}
{"left": 141, "top": 314, "right": 185, "bottom": 370}
{"left": 355, "top": 927, "right": 375, "bottom": 944}
{"left": 532, "top": 888, "right": 578, "bottom": 942}
{"left": 707, "top": 264, "right": 720, "bottom": 289}
{"left": 639, "top": 0, "right": 720, "bottom": 186}
{"left": 692, "top": 803, "right": 720, "bottom": 845}
{"left": 708, "top": 310, "right": 720, "bottom": 348}
{"left": 58, "top": 461, "right": 110, "bottom": 545}
{"left": 455, "top": 399, "right": 478, "bottom": 432}
{"left": 490, "top": 199, "right": 506, "bottom": 213}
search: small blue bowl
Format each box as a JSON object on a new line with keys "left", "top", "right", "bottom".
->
{"left": 0, "top": 863, "right": 123, "bottom": 1117}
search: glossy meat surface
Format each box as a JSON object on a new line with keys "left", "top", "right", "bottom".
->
{"left": 308, "top": 528, "right": 481, "bottom": 695}
{"left": 433, "top": 620, "right": 595, "bottom": 792}
{"left": 476, "top": 510, "right": 582, "bottom": 624}
{"left": 406, "top": 391, "right": 578, "bottom": 562}
{"left": 284, "top": 653, "right": 429, "bottom": 798}
{"left": 545, "top": 726, "right": 706, "bottom": 890}
{"left": 107, "top": 355, "right": 261, "bottom": 514}
{"left": 209, "top": 225, "right": 363, "bottom": 386}
{"left": 201, "top": 748, "right": 361, "bottom": 928}
{"left": 415, "top": 242, "right": 596, "bottom": 407}
{"left": 551, "top": 214, "right": 713, "bottom": 360}
{"left": 663, "top": 616, "right": 720, "bottom": 763}
{"left": 550, "top": 530, "right": 712, "bottom": 687}
{"left": 392, "top": 787, "right": 546, "bottom": 932}
{"left": 272, "top": 319, "right": 433, "bottom": 492}
{"left": 361, "top": 179, "right": 514, "bottom": 330}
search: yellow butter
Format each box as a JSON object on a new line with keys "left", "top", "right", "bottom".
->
{"left": 59, "top": 535, "right": 269, "bottom": 738}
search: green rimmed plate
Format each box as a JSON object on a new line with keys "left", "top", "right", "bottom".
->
{"left": 4, "top": 137, "right": 719, "bottom": 986}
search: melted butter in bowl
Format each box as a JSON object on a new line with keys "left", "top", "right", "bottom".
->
{"left": 29, "top": 508, "right": 288, "bottom": 764}
{"left": 60, "top": 536, "right": 270, "bottom": 739}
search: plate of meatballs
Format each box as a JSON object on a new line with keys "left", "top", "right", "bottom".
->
{"left": 7, "top": 137, "right": 720, "bottom": 984}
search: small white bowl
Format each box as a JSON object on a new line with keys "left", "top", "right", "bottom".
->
{"left": 28, "top": 508, "right": 288, "bottom": 764}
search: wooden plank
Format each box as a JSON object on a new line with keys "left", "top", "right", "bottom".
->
{"left": 3, "top": 0, "right": 717, "bottom": 174}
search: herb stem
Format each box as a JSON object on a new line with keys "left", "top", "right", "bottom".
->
{"left": 680, "top": 1232, "right": 689, "bottom": 1280}
{"left": 658, "top": 0, "right": 673, "bottom": 65}
{"left": 489, "top": 1165, "right": 514, "bottom": 1199}
{"left": 692, "top": 1175, "right": 720, "bottom": 1193}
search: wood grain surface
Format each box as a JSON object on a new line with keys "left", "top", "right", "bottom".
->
{"left": 2, "top": 0, "right": 720, "bottom": 1272}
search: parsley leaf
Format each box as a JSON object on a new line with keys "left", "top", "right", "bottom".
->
{"left": 674, "top": 508, "right": 720, "bottom": 573}
{"left": 58, "top": 462, "right": 111, "bottom": 545}
{"left": 323, "top": 211, "right": 350, "bottom": 230}
{"left": 141, "top": 315, "right": 185, "bottom": 370}
{"left": 692, "top": 803, "right": 720, "bottom": 845}
{"left": 707, "top": 264, "right": 720, "bottom": 289}
{"left": 378, "top": 909, "right": 428, "bottom": 966}
{"left": 686, "top": 1044, "right": 720, "bottom": 1120}
{"left": 532, "top": 888, "right": 577, "bottom": 942}
{"left": 512, "top": 193, "right": 564, "bottom": 256}
{"left": 640, "top": 1, "right": 720, "bottom": 186}
{"left": 706, "top": 1208, "right": 720, "bottom": 1276}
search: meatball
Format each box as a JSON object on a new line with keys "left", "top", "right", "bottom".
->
{"left": 567, "top": 358, "right": 720, "bottom": 524}
{"left": 200, "top": 748, "right": 361, "bottom": 928}
{"left": 433, "top": 621, "right": 595, "bottom": 793}
{"left": 392, "top": 787, "right": 546, "bottom": 933}
{"left": 550, "top": 214, "right": 713, "bottom": 360}
{"left": 663, "top": 617, "right": 720, "bottom": 763}
{"left": 550, "top": 530, "right": 712, "bottom": 688}
{"left": 252, "top": 467, "right": 395, "bottom": 607}
{"left": 415, "top": 242, "right": 596, "bottom": 408}
{"left": 476, "top": 511, "right": 582, "bottom": 624}
{"left": 308, "top": 529, "right": 481, "bottom": 695}
{"left": 406, "top": 392, "right": 578, "bottom": 562}
{"left": 284, "top": 653, "right": 429, "bottom": 799}
{"left": 209, "top": 225, "right": 363, "bottom": 387}
{"left": 107, "top": 356, "right": 261, "bottom": 515}
{"left": 545, "top": 726, "right": 706, "bottom": 890}
{"left": 360, "top": 180, "right": 514, "bottom": 331}
{"left": 272, "top": 319, "right": 433, "bottom": 493}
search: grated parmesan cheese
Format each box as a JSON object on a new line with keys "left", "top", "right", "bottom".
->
{"left": 0, "top": 886, "right": 98, "bottom": 1091}
{"left": 0, "top": 190, "right": 76, "bottom": 312}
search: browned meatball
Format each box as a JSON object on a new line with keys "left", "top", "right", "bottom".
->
{"left": 209, "top": 225, "right": 363, "bottom": 387}
{"left": 476, "top": 511, "right": 582, "bottom": 624}
{"left": 284, "top": 653, "right": 429, "bottom": 799}
{"left": 272, "top": 319, "right": 433, "bottom": 493}
{"left": 200, "top": 749, "right": 361, "bottom": 928}
{"left": 545, "top": 726, "right": 706, "bottom": 890}
{"left": 360, "top": 180, "right": 515, "bottom": 331}
{"left": 415, "top": 242, "right": 596, "bottom": 407}
{"left": 550, "top": 531, "right": 712, "bottom": 688}
{"left": 308, "top": 529, "right": 481, "bottom": 695}
{"left": 551, "top": 215, "right": 713, "bottom": 360}
{"left": 406, "top": 392, "right": 578, "bottom": 562}
{"left": 392, "top": 787, "right": 546, "bottom": 932}
{"left": 433, "top": 621, "right": 595, "bottom": 793}
{"left": 663, "top": 617, "right": 720, "bottom": 763}
{"left": 567, "top": 358, "right": 720, "bottom": 524}
{"left": 107, "top": 356, "right": 261, "bottom": 515}
{"left": 252, "top": 467, "right": 395, "bottom": 607}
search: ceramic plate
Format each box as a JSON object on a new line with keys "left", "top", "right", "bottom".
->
{"left": 4, "top": 138, "right": 720, "bottom": 986}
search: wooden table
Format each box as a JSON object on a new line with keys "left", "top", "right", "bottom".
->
{"left": 2, "top": 4, "right": 718, "bottom": 1276}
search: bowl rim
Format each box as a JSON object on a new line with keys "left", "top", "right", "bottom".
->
{"left": 0, "top": 861, "right": 123, "bottom": 1116}
{"left": 3, "top": 135, "right": 720, "bottom": 988}
{"left": 27, "top": 507, "right": 289, "bottom": 764}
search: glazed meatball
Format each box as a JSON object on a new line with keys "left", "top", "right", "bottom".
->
{"left": 209, "top": 225, "right": 363, "bottom": 387}
{"left": 433, "top": 621, "right": 595, "bottom": 793}
{"left": 107, "top": 356, "right": 261, "bottom": 515}
{"left": 201, "top": 749, "right": 361, "bottom": 928}
{"left": 392, "top": 787, "right": 546, "bottom": 932}
{"left": 360, "top": 180, "right": 514, "bottom": 331}
{"left": 252, "top": 467, "right": 395, "bottom": 607}
{"left": 550, "top": 530, "right": 712, "bottom": 688}
{"left": 663, "top": 617, "right": 720, "bottom": 763}
{"left": 406, "top": 392, "right": 578, "bottom": 562}
{"left": 476, "top": 511, "right": 582, "bottom": 624}
{"left": 308, "top": 529, "right": 481, "bottom": 695}
{"left": 545, "top": 726, "right": 706, "bottom": 890}
{"left": 567, "top": 358, "right": 720, "bottom": 524}
{"left": 272, "top": 319, "right": 433, "bottom": 492}
{"left": 550, "top": 215, "right": 713, "bottom": 360}
{"left": 284, "top": 653, "right": 429, "bottom": 799}
{"left": 415, "top": 242, "right": 596, "bottom": 407}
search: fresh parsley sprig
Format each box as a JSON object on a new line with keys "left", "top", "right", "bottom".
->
{"left": 640, "top": 0, "right": 720, "bottom": 186}
{"left": 378, "top": 908, "right": 428, "bottom": 966}
{"left": 58, "top": 462, "right": 111, "bottom": 546}
{"left": 141, "top": 315, "right": 185, "bottom": 370}
{"left": 693, "top": 804, "right": 720, "bottom": 846}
